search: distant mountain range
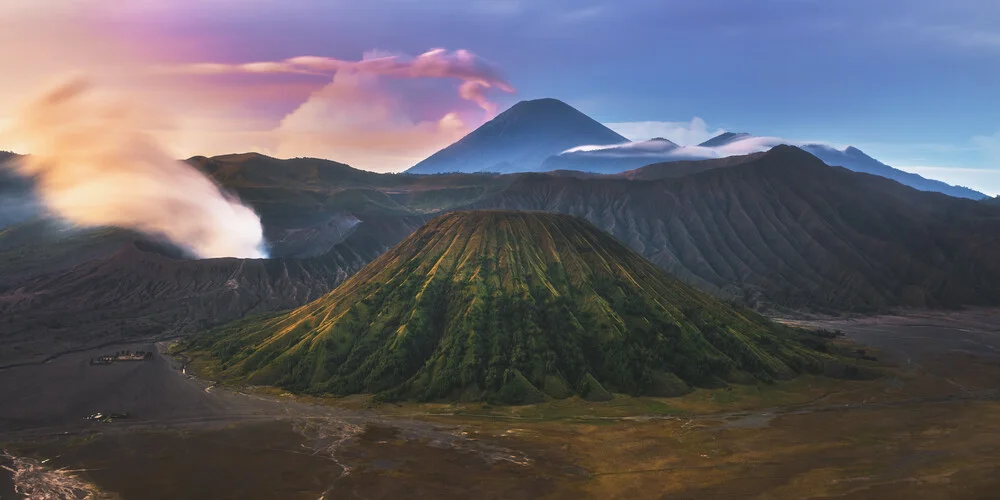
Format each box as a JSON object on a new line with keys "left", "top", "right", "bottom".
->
{"left": 408, "top": 98, "right": 987, "bottom": 200}
{"left": 718, "top": 134, "right": 986, "bottom": 200}
{"left": 190, "top": 211, "right": 835, "bottom": 402}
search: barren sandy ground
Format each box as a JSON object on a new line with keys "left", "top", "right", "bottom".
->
{"left": 3, "top": 308, "right": 1000, "bottom": 499}
{"left": 0, "top": 341, "right": 372, "bottom": 436}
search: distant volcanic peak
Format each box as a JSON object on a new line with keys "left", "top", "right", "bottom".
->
{"left": 489, "top": 98, "right": 628, "bottom": 140}
{"left": 507, "top": 97, "right": 576, "bottom": 112}
{"left": 199, "top": 208, "right": 831, "bottom": 403}
{"left": 842, "top": 145, "right": 870, "bottom": 157}
{"left": 502, "top": 97, "right": 604, "bottom": 120}
{"left": 699, "top": 132, "right": 752, "bottom": 148}
{"left": 406, "top": 97, "right": 629, "bottom": 174}
{"left": 488, "top": 98, "right": 580, "bottom": 126}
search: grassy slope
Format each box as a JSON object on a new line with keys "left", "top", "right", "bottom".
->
{"left": 192, "top": 211, "right": 835, "bottom": 403}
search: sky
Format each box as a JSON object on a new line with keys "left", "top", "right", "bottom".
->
{"left": 0, "top": 0, "right": 997, "bottom": 195}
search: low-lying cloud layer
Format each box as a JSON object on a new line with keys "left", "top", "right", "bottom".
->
{"left": 606, "top": 118, "right": 725, "bottom": 146}
{"left": 2, "top": 79, "right": 267, "bottom": 259}
{"left": 564, "top": 134, "right": 807, "bottom": 159}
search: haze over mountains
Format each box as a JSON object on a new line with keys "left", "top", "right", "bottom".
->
{"left": 409, "top": 99, "right": 987, "bottom": 200}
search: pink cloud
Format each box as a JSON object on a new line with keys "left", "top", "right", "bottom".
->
{"left": 458, "top": 81, "right": 499, "bottom": 116}
{"left": 164, "top": 48, "right": 515, "bottom": 114}
{"left": 156, "top": 48, "right": 517, "bottom": 170}
{"left": 272, "top": 71, "right": 472, "bottom": 171}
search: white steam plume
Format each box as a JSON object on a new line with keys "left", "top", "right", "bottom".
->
{"left": 2, "top": 79, "right": 267, "bottom": 259}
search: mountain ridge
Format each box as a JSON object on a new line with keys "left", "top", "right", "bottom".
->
{"left": 797, "top": 142, "right": 985, "bottom": 200}
{"left": 471, "top": 146, "right": 1000, "bottom": 311}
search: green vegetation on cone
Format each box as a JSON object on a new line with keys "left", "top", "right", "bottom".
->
{"left": 193, "top": 211, "right": 835, "bottom": 403}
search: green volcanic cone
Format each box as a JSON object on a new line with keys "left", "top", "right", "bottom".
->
{"left": 195, "top": 210, "right": 833, "bottom": 403}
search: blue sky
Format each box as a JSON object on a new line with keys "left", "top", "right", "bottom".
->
{"left": 352, "top": 0, "right": 1000, "bottom": 194}
{"left": 3, "top": 0, "right": 998, "bottom": 194}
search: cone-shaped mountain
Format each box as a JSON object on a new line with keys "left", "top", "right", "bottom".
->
{"left": 195, "top": 210, "right": 833, "bottom": 403}
{"left": 406, "top": 98, "right": 628, "bottom": 174}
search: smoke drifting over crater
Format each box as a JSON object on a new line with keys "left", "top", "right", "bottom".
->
{"left": 2, "top": 79, "right": 267, "bottom": 259}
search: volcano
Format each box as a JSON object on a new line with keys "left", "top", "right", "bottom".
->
{"left": 406, "top": 98, "right": 628, "bottom": 174}
{"left": 193, "top": 211, "right": 833, "bottom": 403}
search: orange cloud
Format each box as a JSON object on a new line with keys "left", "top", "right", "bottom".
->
{"left": 273, "top": 71, "right": 471, "bottom": 171}
{"left": 163, "top": 48, "right": 517, "bottom": 170}
{"left": 163, "top": 48, "right": 515, "bottom": 115}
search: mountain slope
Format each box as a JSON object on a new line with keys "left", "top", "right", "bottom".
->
{"left": 406, "top": 98, "right": 628, "bottom": 174}
{"left": 798, "top": 144, "right": 986, "bottom": 200}
{"left": 0, "top": 214, "right": 427, "bottom": 366}
{"left": 471, "top": 146, "right": 1000, "bottom": 312}
{"left": 698, "top": 132, "right": 751, "bottom": 147}
{"left": 193, "top": 211, "right": 833, "bottom": 403}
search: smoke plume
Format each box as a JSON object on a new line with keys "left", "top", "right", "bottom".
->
{"left": 2, "top": 79, "right": 267, "bottom": 259}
